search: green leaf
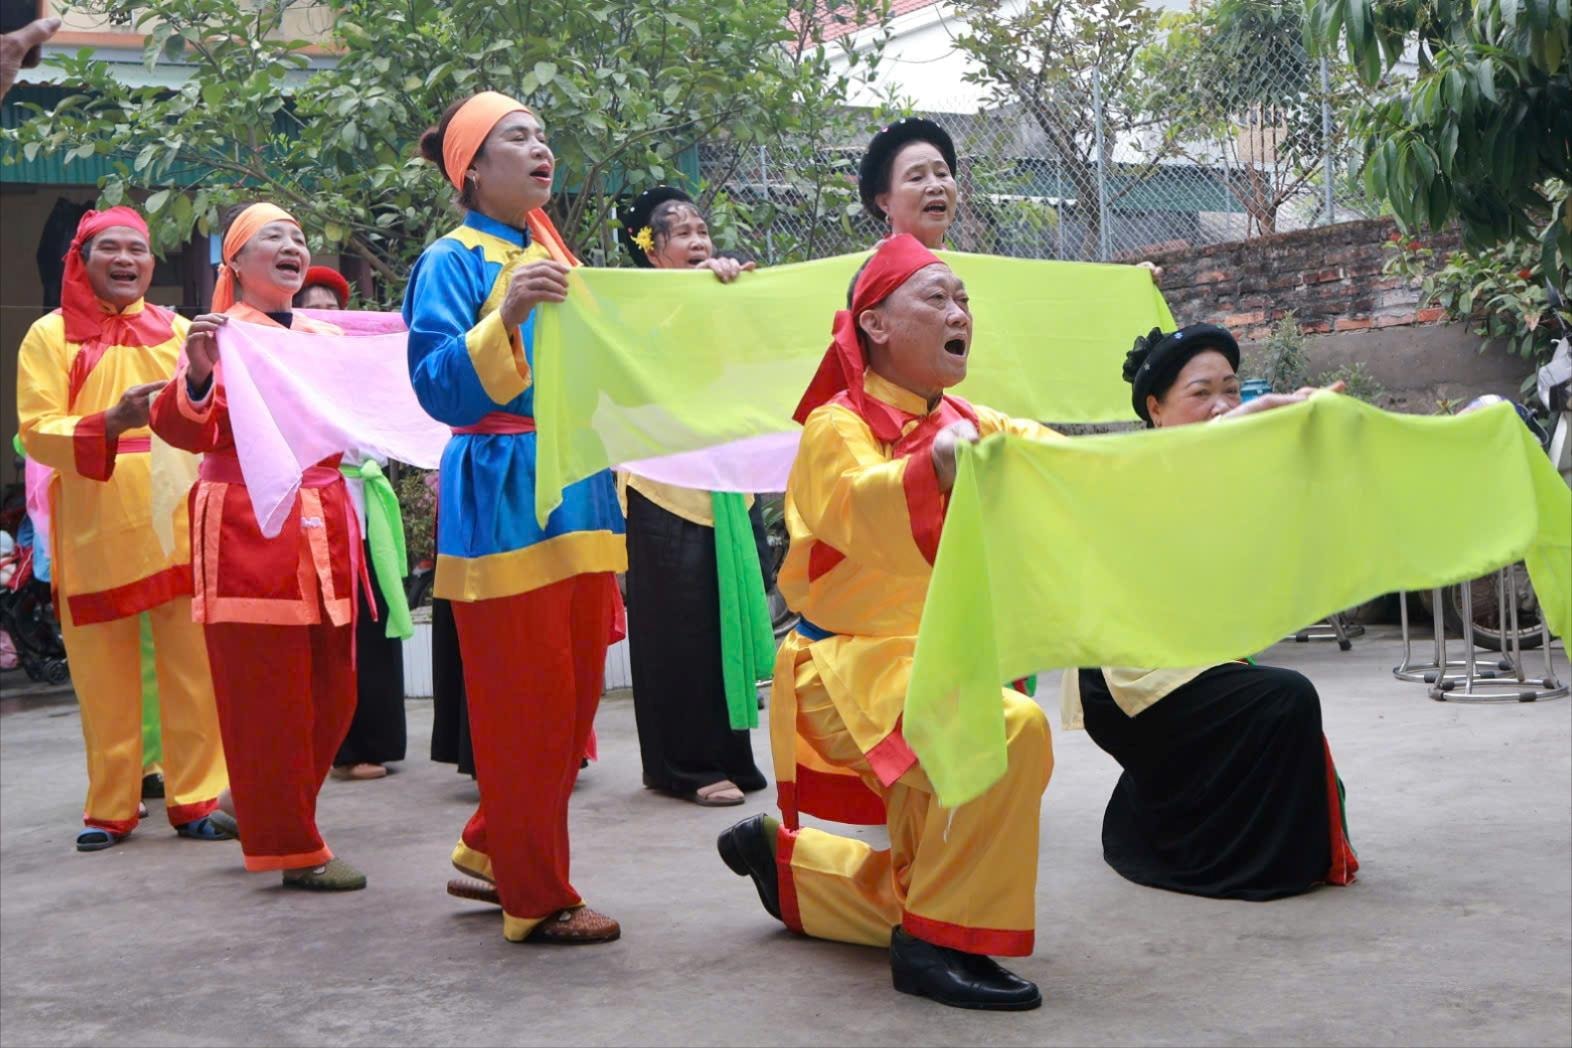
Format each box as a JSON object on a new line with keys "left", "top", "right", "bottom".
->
{"left": 1475, "top": 61, "right": 1498, "bottom": 104}
{"left": 534, "top": 61, "right": 558, "bottom": 84}
{"left": 145, "top": 189, "right": 171, "bottom": 214}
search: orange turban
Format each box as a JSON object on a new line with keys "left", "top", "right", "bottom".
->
{"left": 440, "top": 91, "right": 579, "bottom": 266}
{"left": 211, "top": 202, "right": 301, "bottom": 312}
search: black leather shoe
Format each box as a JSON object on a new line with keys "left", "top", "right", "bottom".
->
{"left": 717, "top": 814, "right": 781, "bottom": 920}
{"left": 890, "top": 927, "right": 1042, "bottom": 1011}
{"left": 141, "top": 772, "right": 165, "bottom": 800}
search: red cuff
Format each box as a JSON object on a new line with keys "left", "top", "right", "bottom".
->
{"left": 72, "top": 411, "right": 117, "bottom": 481}
{"left": 865, "top": 725, "right": 919, "bottom": 788}
{"left": 902, "top": 450, "right": 946, "bottom": 565}
{"left": 902, "top": 912, "right": 1035, "bottom": 958}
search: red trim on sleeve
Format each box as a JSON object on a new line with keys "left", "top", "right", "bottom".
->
{"left": 72, "top": 411, "right": 117, "bottom": 481}
{"left": 901, "top": 450, "right": 946, "bottom": 565}
{"left": 66, "top": 565, "right": 193, "bottom": 626}
{"left": 902, "top": 912, "right": 1035, "bottom": 958}
{"left": 775, "top": 826, "right": 805, "bottom": 934}
{"left": 865, "top": 725, "right": 918, "bottom": 788}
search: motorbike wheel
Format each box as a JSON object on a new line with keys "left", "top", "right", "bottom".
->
{"left": 1442, "top": 564, "right": 1545, "bottom": 652}
{"left": 43, "top": 659, "right": 70, "bottom": 686}
{"left": 404, "top": 571, "right": 433, "bottom": 611}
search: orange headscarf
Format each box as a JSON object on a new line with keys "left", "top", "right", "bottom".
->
{"left": 440, "top": 91, "right": 579, "bottom": 266}
{"left": 211, "top": 202, "right": 301, "bottom": 312}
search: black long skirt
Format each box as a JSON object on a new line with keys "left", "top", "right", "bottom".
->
{"left": 1079, "top": 663, "right": 1336, "bottom": 900}
{"left": 335, "top": 540, "right": 408, "bottom": 765}
{"left": 428, "top": 596, "right": 475, "bottom": 777}
{"left": 625, "top": 488, "right": 767, "bottom": 796}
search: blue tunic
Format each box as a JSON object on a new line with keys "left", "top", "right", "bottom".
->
{"left": 404, "top": 211, "right": 624, "bottom": 601}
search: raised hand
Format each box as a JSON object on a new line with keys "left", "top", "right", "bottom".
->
{"left": 105, "top": 381, "right": 170, "bottom": 438}
{"left": 699, "top": 257, "right": 757, "bottom": 284}
{"left": 183, "top": 313, "right": 229, "bottom": 388}
{"left": 931, "top": 419, "right": 981, "bottom": 494}
{"left": 500, "top": 260, "right": 571, "bottom": 328}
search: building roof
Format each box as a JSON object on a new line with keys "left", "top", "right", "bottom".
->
{"left": 792, "top": 0, "right": 942, "bottom": 44}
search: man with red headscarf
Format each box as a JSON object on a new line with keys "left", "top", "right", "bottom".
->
{"left": 15, "top": 206, "right": 231, "bottom": 851}
{"left": 717, "top": 234, "right": 1054, "bottom": 1010}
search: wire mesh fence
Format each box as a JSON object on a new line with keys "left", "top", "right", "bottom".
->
{"left": 695, "top": 48, "right": 1377, "bottom": 267}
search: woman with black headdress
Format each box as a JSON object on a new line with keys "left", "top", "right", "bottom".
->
{"left": 1063, "top": 323, "right": 1358, "bottom": 900}
{"left": 616, "top": 186, "right": 771, "bottom": 807}
{"left": 857, "top": 118, "right": 959, "bottom": 249}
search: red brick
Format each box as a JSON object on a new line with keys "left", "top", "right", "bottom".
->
{"left": 1373, "top": 312, "right": 1416, "bottom": 328}
{"left": 1192, "top": 269, "right": 1229, "bottom": 284}
{"left": 1301, "top": 320, "right": 1333, "bottom": 334}
{"left": 1414, "top": 306, "right": 1449, "bottom": 324}
{"left": 1306, "top": 268, "right": 1343, "bottom": 284}
{"left": 1334, "top": 316, "right": 1374, "bottom": 331}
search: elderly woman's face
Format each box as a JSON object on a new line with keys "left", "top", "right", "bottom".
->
{"left": 1148, "top": 349, "right": 1241, "bottom": 428}
{"left": 233, "top": 220, "right": 309, "bottom": 298}
{"left": 84, "top": 225, "right": 154, "bottom": 308}
{"left": 471, "top": 110, "right": 554, "bottom": 223}
{"left": 876, "top": 141, "right": 957, "bottom": 249}
{"left": 647, "top": 204, "right": 714, "bottom": 269}
{"left": 858, "top": 262, "right": 972, "bottom": 399}
{"left": 296, "top": 284, "right": 341, "bottom": 310}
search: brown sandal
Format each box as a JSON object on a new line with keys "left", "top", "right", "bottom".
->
{"left": 693, "top": 780, "right": 745, "bottom": 807}
{"left": 446, "top": 877, "right": 500, "bottom": 905}
{"left": 528, "top": 907, "right": 621, "bottom": 945}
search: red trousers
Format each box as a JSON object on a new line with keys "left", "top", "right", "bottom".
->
{"left": 204, "top": 618, "right": 356, "bottom": 871}
{"left": 450, "top": 573, "right": 615, "bottom": 941}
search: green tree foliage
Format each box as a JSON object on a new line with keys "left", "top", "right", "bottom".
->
{"left": 8, "top": 0, "right": 892, "bottom": 301}
{"left": 1304, "top": 0, "right": 1572, "bottom": 277}
{"left": 947, "top": 0, "right": 1174, "bottom": 258}
{"left": 1136, "top": 0, "right": 1353, "bottom": 235}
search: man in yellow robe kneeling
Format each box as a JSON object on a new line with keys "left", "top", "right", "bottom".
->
{"left": 718, "top": 234, "right": 1054, "bottom": 1011}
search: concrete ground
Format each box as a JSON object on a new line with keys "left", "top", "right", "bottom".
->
{"left": 1, "top": 627, "right": 1568, "bottom": 1047}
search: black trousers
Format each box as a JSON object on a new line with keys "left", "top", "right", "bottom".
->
{"left": 334, "top": 540, "right": 408, "bottom": 766}
{"left": 624, "top": 489, "right": 767, "bottom": 796}
{"left": 1080, "top": 663, "right": 1332, "bottom": 900}
{"left": 428, "top": 596, "right": 475, "bottom": 777}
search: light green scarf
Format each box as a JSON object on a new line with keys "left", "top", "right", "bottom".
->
{"left": 532, "top": 252, "right": 1172, "bottom": 524}
{"left": 712, "top": 492, "right": 774, "bottom": 731}
{"left": 341, "top": 460, "right": 414, "bottom": 640}
{"left": 907, "top": 397, "right": 1571, "bottom": 809}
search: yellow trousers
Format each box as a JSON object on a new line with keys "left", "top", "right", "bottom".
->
{"left": 783, "top": 683, "right": 1052, "bottom": 957}
{"left": 59, "top": 595, "right": 228, "bottom": 832}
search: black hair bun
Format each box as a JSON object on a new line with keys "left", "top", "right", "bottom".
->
{"left": 418, "top": 126, "right": 443, "bottom": 166}
{"left": 1122, "top": 326, "right": 1165, "bottom": 385}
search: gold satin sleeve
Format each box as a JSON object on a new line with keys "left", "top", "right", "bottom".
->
{"left": 794, "top": 405, "right": 929, "bottom": 578}
{"left": 15, "top": 316, "right": 90, "bottom": 474}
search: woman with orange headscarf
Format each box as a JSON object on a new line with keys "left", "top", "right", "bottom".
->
{"left": 149, "top": 202, "right": 367, "bottom": 891}
{"left": 404, "top": 92, "right": 625, "bottom": 944}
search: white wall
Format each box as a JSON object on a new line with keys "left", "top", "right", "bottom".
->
{"left": 831, "top": 0, "right": 1192, "bottom": 114}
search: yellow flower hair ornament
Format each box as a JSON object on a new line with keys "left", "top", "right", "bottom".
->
{"left": 631, "top": 226, "right": 655, "bottom": 254}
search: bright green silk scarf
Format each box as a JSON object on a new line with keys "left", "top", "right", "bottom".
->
{"left": 907, "top": 397, "right": 1571, "bottom": 809}
{"left": 340, "top": 460, "right": 414, "bottom": 640}
{"left": 532, "top": 252, "right": 1173, "bottom": 525}
{"left": 712, "top": 492, "right": 774, "bottom": 731}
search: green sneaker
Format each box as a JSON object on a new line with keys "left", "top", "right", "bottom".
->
{"left": 282, "top": 857, "right": 367, "bottom": 891}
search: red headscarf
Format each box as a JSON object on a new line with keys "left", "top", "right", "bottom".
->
{"left": 60, "top": 206, "right": 174, "bottom": 348}
{"left": 301, "top": 265, "right": 351, "bottom": 307}
{"left": 792, "top": 234, "right": 945, "bottom": 439}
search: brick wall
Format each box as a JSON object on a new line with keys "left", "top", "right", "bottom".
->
{"left": 1145, "top": 217, "right": 1461, "bottom": 342}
